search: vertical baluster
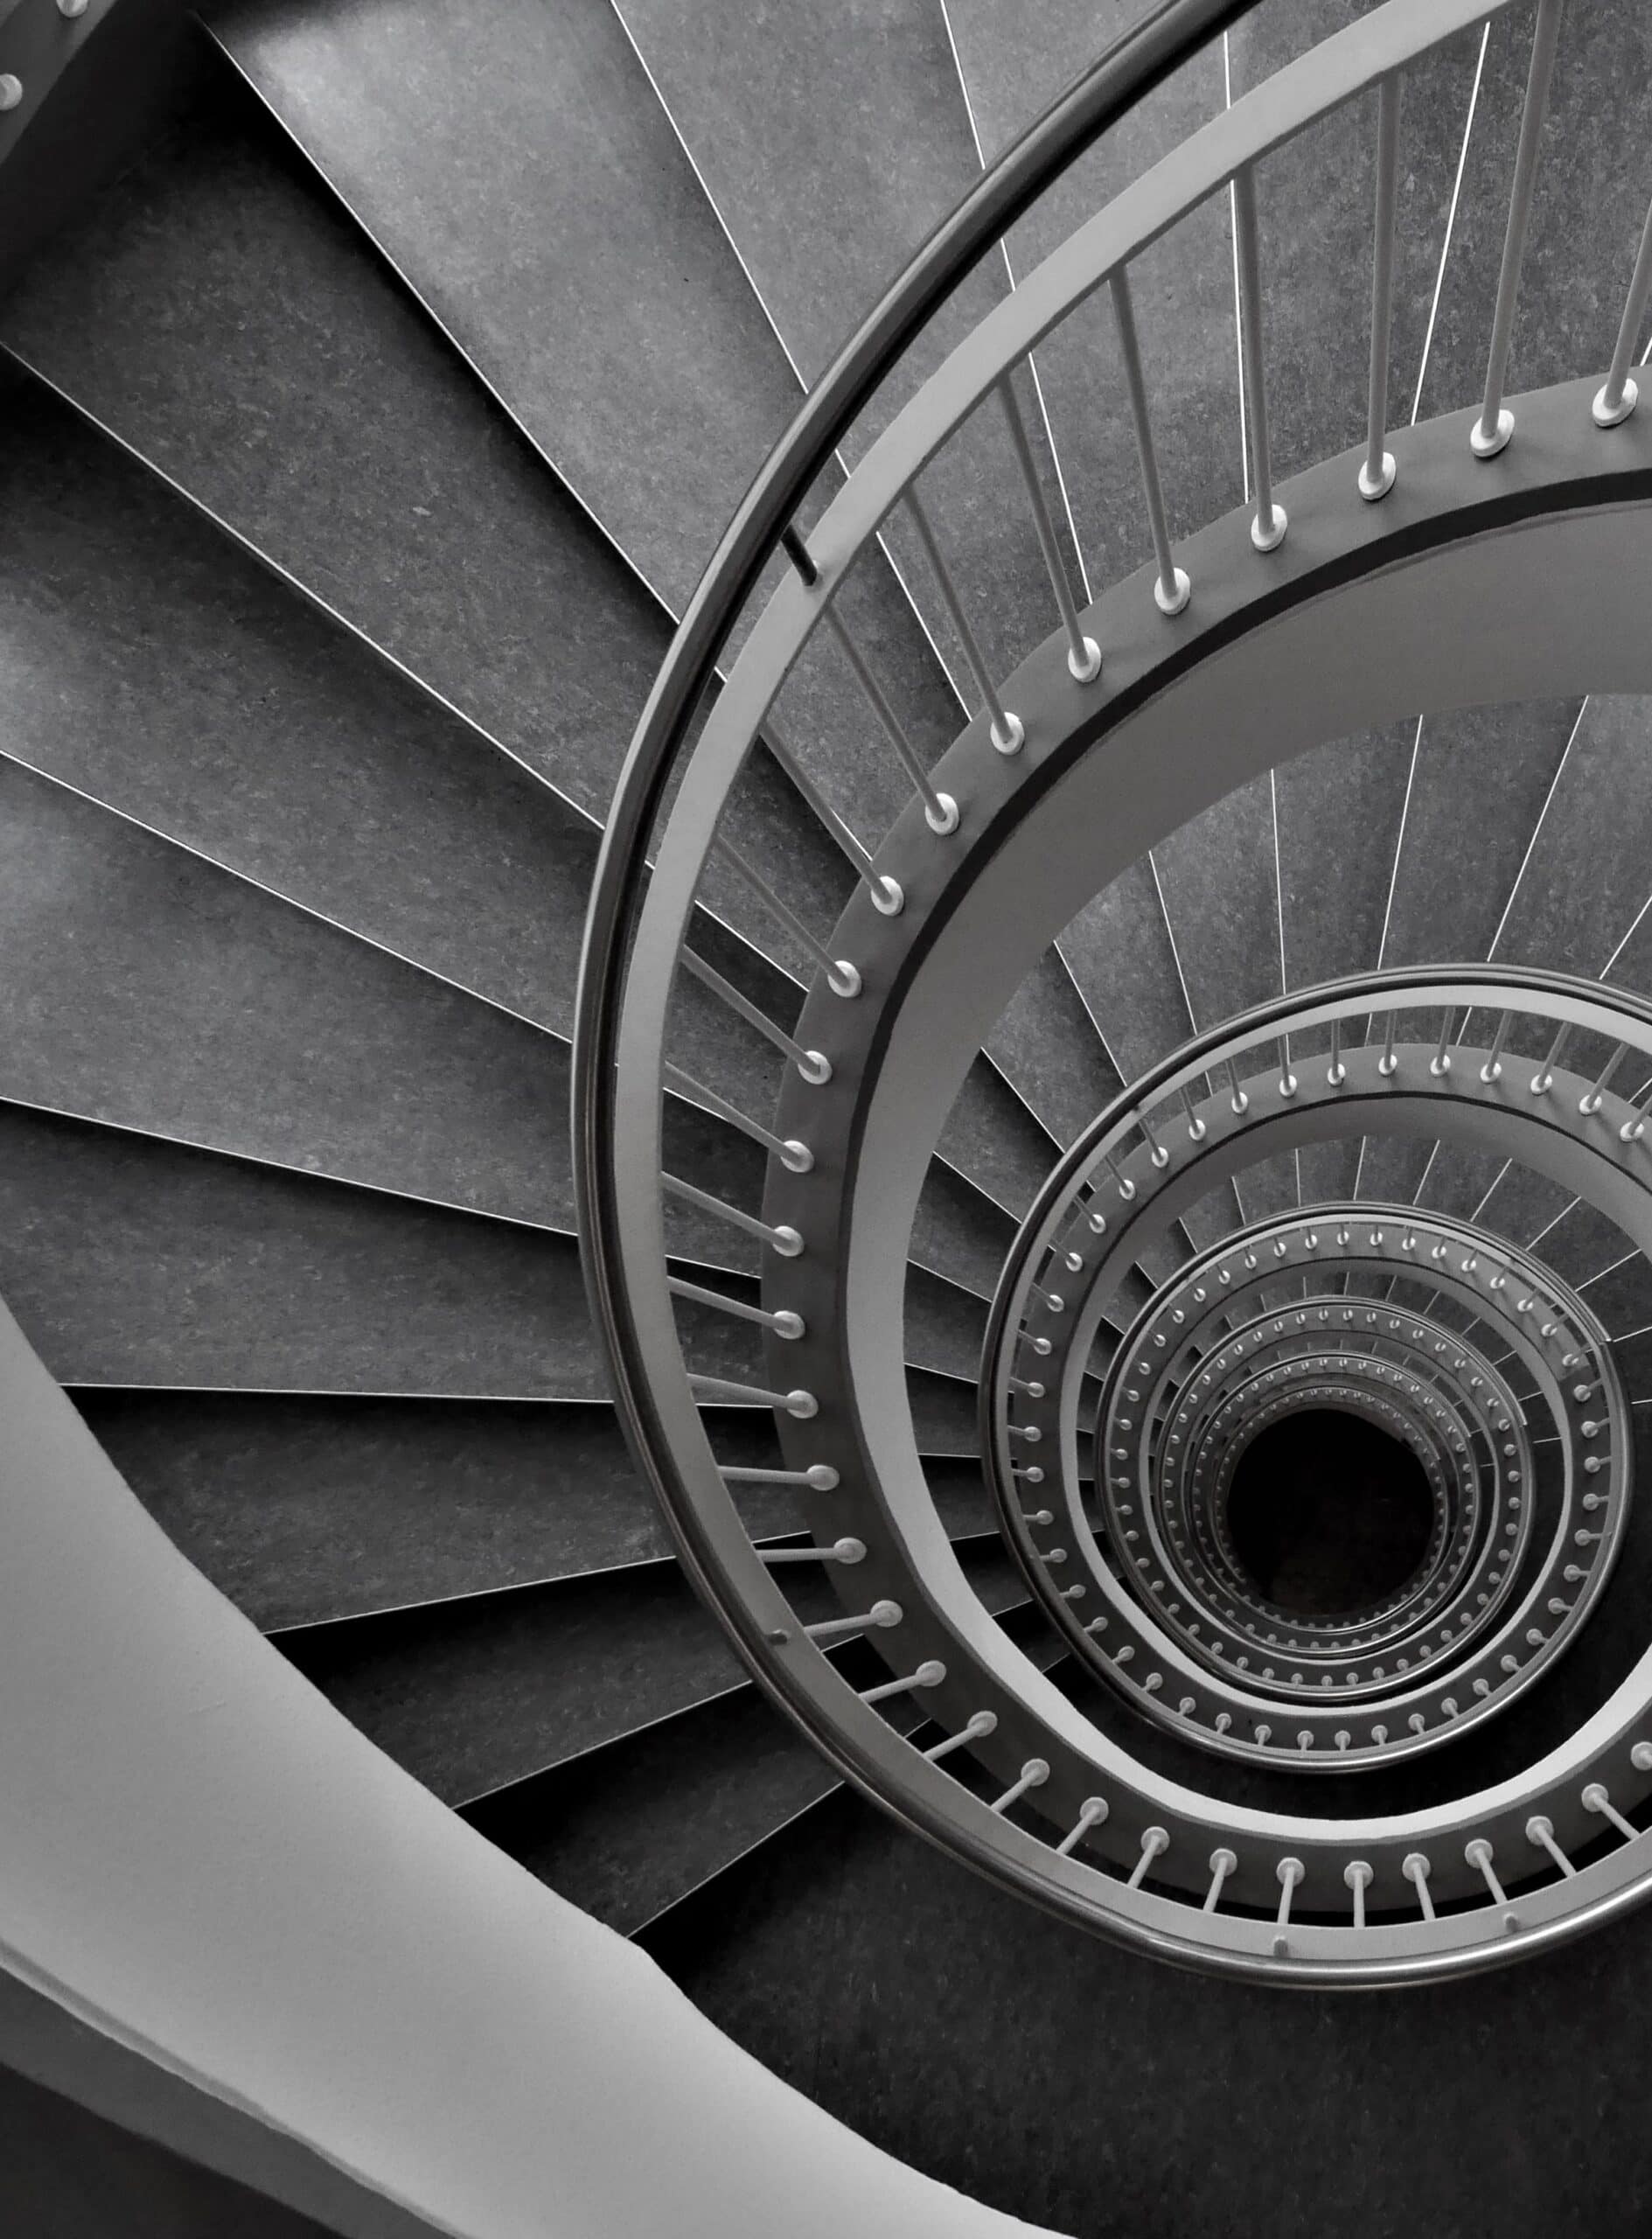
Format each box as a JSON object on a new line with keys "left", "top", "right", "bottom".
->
{"left": 1525, "top": 1814, "right": 1576, "bottom": 1876}
{"left": 1471, "top": 0, "right": 1564, "bottom": 459}
{"left": 1594, "top": 193, "right": 1652, "bottom": 427}
{"left": 1530, "top": 1022, "right": 1569, "bottom": 1095}
{"left": 1431, "top": 1008, "right": 1455, "bottom": 1078}
{"left": 1343, "top": 1858, "right": 1373, "bottom": 1928}
{"left": 1110, "top": 267, "right": 1191, "bottom": 613}
{"left": 997, "top": 373, "right": 1102, "bottom": 681}
{"left": 712, "top": 836, "right": 861, "bottom": 996}
{"left": 1232, "top": 164, "right": 1286, "bottom": 551}
{"left": 1203, "top": 1846, "right": 1237, "bottom": 1912}
{"left": 1402, "top": 1851, "right": 1435, "bottom": 1920}
{"left": 1480, "top": 1009, "right": 1513, "bottom": 1084}
{"left": 1126, "top": 1825, "right": 1170, "bottom": 1889}
{"left": 822, "top": 605, "right": 959, "bottom": 834}
{"left": 1580, "top": 1043, "right": 1627, "bottom": 1116}
{"left": 1056, "top": 1797, "right": 1110, "bottom": 1857}
{"left": 1360, "top": 73, "right": 1403, "bottom": 500}
{"left": 763, "top": 722, "right": 903, "bottom": 915}
{"left": 904, "top": 486, "right": 1025, "bottom": 754}
{"left": 990, "top": 1760, "right": 1050, "bottom": 1815}
{"left": 1464, "top": 1838, "right": 1507, "bottom": 1905}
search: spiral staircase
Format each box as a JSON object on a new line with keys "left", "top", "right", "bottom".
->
{"left": 8, "top": 0, "right": 1652, "bottom": 2229}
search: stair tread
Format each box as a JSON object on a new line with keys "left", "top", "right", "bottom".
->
{"left": 0, "top": 369, "right": 602, "bottom": 1037}
{"left": 0, "top": 1104, "right": 750, "bottom": 1397}
{"left": 613, "top": 0, "right": 1088, "bottom": 708}
{"left": 0, "top": 758, "right": 579, "bottom": 1230}
{"left": 1380, "top": 701, "right": 1582, "bottom": 975}
{"left": 468, "top": 1604, "right": 1065, "bottom": 1939}
{"left": 1492, "top": 696, "right": 1652, "bottom": 989}
{"left": 1396, "top": 1, "right": 1652, "bottom": 431}
{"left": 275, "top": 1532, "right": 1026, "bottom": 1807}
{"left": 205, "top": 6, "right": 1027, "bottom": 1056}
{"left": 213, "top": 0, "right": 800, "bottom": 617}
{"left": 73, "top": 1390, "right": 790, "bottom": 1629}
{"left": 0, "top": 78, "right": 667, "bottom": 830}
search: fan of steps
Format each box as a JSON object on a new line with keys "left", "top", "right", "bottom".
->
{"left": 5, "top": 0, "right": 1652, "bottom": 2231}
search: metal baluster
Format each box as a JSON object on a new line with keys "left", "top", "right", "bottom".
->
{"left": 805, "top": 1599, "right": 903, "bottom": 1644}
{"left": 860, "top": 1660, "right": 945, "bottom": 1705}
{"left": 1180, "top": 1083, "right": 1208, "bottom": 1140}
{"left": 1431, "top": 1009, "right": 1455, "bottom": 1078}
{"left": 1328, "top": 1015, "right": 1346, "bottom": 1086}
{"left": 1227, "top": 1057, "right": 1250, "bottom": 1114}
{"left": 1581, "top": 1782, "right": 1638, "bottom": 1840}
{"left": 712, "top": 837, "right": 860, "bottom": 995}
{"left": 663, "top": 1172, "right": 803, "bottom": 1257}
{"left": 1580, "top": 1043, "right": 1627, "bottom": 1116}
{"left": 1126, "top": 1826, "right": 1170, "bottom": 1888}
{"left": 1594, "top": 193, "right": 1652, "bottom": 427}
{"left": 1621, "top": 1075, "right": 1652, "bottom": 1143}
{"left": 1402, "top": 1851, "right": 1435, "bottom": 1920}
{"left": 821, "top": 605, "right": 959, "bottom": 834}
{"left": 689, "top": 1374, "right": 817, "bottom": 1419}
{"left": 997, "top": 373, "right": 1102, "bottom": 680}
{"left": 1525, "top": 1814, "right": 1576, "bottom": 1876}
{"left": 1203, "top": 1846, "right": 1237, "bottom": 1912}
{"left": 1233, "top": 164, "right": 1286, "bottom": 551}
{"left": 1278, "top": 1037, "right": 1298, "bottom": 1098}
{"left": 1275, "top": 1856, "right": 1305, "bottom": 1934}
{"left": 665, "top": 1063, "right": 813, "bottom": 1175}
{"left": 1471, "top": 0, "right": 1564, "bottom": 459}
{"left": 905, "top": 487, "right": 1024, "bottom": 754}
{"left": 1110, "top": 268, "right": 1190, "bottom": 613}
{"left": 667, "top": 1275, "right": 805, "bottom": 1340}
{"left": 1360, "top": 73, "right": 1402, "bottom": 499}
{"left": 990, "top": 1760, "right": 1050, "bottom": 1815}
{"left": 1464, "top": 1838, "right": 1506, "bottom": 1904}
{"left": 763, "top": 723, "right": 903, "bottom": 914}
{"left": 1343, "top": 1858, "right": 1373, "bottom": 1928}
{"left": 1530, "top": 1022, "right": 1569, "bottom": 1095}
{"left": 680, "top": 947, "right": 831, "bottom": 1082}
{"left": 1056, "top": 1797, "right": 1110, "bottom": 1856}
{"left": 721, "top": 1462, "right": 840, "bottom": 1489}
{"left": 1379, "top": 1008, "right": 1399, "bottom": 1078}
{"left": 923, "top": 1709, "right": 996, "bottom": 1760}
{"left": 1480, "top": 1010, "right": 1513, "bottom": 1083}
{"left": 759, "top": 1538, "right": 866, "bottom": 1566}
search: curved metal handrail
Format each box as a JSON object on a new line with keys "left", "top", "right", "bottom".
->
{"left": 575, "top": 0, "right": 1652, "bottom": 1981}
{"left": 574, "top": 0, "right": 1258, "bottom": 1525}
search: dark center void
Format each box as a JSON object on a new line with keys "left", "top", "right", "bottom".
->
{"left": 1224, "top": 1408, "right": 1434, "bottom": 1617}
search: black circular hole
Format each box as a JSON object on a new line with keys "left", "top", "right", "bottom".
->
{"left": 1224, "top": 1407, "right": 1434, "bottom": 1617}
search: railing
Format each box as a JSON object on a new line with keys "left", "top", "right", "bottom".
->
{"left": 575, "top": 0, "right": 1652, "bottom": 1984}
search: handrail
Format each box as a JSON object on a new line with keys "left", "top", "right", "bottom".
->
{"left": 574, "top": 0, "right": 1255, "bottom": 1521}
{"left": 576, "top": 0, "right": 1652, "bottom": 1981}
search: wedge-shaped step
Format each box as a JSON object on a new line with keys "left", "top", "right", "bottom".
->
{"left": 0, "top": 1106, "right": 758, "bottom": 1396}
{"left": 274, "top": 1534, "right": 1028, "bottom": 1809}
{"left": 0, "top": 75, "right": 665, "bottom": 828}
{"left": 205, "top": 6, "right": 965, "bottom": 940}
{"left": 0, "top": 369, "right": 600, "bottom": 1035}
{"left": 0, "top": 758, "right": 575, "bottom": 1229}
{"left": 74, "top": 1391, "right": 794, "bottom": 1630}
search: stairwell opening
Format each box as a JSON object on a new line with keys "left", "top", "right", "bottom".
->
{"left": 1224, "top": 1409, "right": 1434, "bottom": 1618}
